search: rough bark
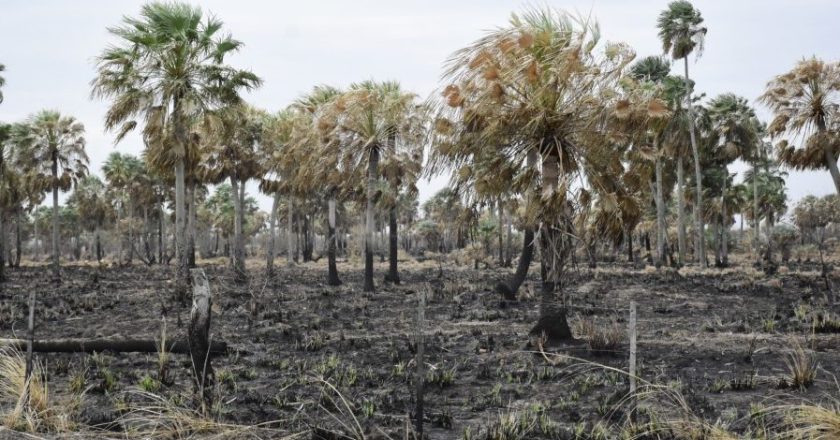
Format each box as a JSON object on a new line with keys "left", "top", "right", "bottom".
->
{"left": 654, "top": 153, "right": 666, "bottom": 267}
{"left": 529, "top": 151, "right": 572, "bottom": 343}
{"left": 230, "top": 176, "right": 246, "bottom": 283}
{"left": 51, "top": 152, "right": 60, "bottom": 282}
{"left": 287, "top": 196, "right": 294, "bottom": 266}
{"left": 495, "top": 228, "right": 534, "bottom": 300}
{"left": 385, "top": 205, "right": 400, "bottom": 284}
{"left": 266, "top": 192, "right": 279, "bottom": 276}
{"left": 364, "top": 148, "right": 379, "bottom": 292}
{"left": 175, "top": 159, "right": 189, "bottom": 298}
{"left": 189, "top": 268, "right": 214, "bottom": 410}
{"left": 327, "top": 196, "right": 341, "bottom": 286}
{"left": 676, "top": 155, "right": 687, "bottom": 265}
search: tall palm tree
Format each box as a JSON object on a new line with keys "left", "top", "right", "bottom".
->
{"left": 294, "top": 85, "right": 346, "bottom": 286}
{"left": 432, "top": 8, "right": 634, "bottom": 342}
{"left": 92, "top": 1, "right": 261, "bottom": 295}
{"left": 658, "top": 0, "right": 708, "bottom": 266}
{"left": 201, "top": 104, "right": 264, "bottom": 283}
{"left": 336, "top": 80, "right": 423, "bottom": 292}
{"left": 760, "top": 57, "right": 840, "bottom": 195}
{"left": 12, "top": 110, "right": 88, "bottom": 281}
{"left": 103, "top": 152, "right": 144, "bottom": 263}
{"left": 707, "top": 93, "right": 760, "bottom": 265}
{"left": 67, "top": 176, "right": 110, "bottom": 262}
{"left": 626, "top": 55, "right": 674, "bottom": 267}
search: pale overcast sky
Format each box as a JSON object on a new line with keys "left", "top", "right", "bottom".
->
{"left": 0, "top": 0, "right": 837, "bottom": 216}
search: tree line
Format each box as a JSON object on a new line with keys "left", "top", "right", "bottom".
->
{"left": 0, "top": 1, "right": 839, "bottom": 341}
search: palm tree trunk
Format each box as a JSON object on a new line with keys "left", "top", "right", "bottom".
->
{"left": 14, "top": 212, "right": 21, "bottom": 267}
{"left": 96, "top": 225, "right": 102, "bottom": 263}
{"left": 364, "top": 148, "right": 379, "bottom": 292}
{"left": 676, "top": 155, "right": 687, "bottom": 265}
{"left": 266, "top": 192, "right": 279, "bottom": 276}
{"left": 187, "top": 183, "right": 197, "bottom": 268}
{"left": 51, "top": 153, "right": 60, "bottom": 282}
{"left": 496, "top": 227, "right": 534, "bottom": 300}
{"left": 531, "top": 150, "right": 572, "bottom": 343}
{"left": 497, "top": 199, "right": 504, "bottom": 266}
{"left": 286, "top": 196, "right": 294, "bottom": 266}
{"left": 505, "top": 208, "right": 513, "bottom": 267}
{"left": 127, "top": 198, "right": 134, "bottom": 264}
{"left": 654, "top": 153, "right": 666, "bottom": 267}
{"left": 752, "top": 163, "right": 760, "bottom": 259}
{"left": 0, "top": 206, "right": 5, "bottom": 283}
{"left": 684, "top": 57, "right": 706, "bottom": 267}
{"left": 230, "top": 176, "right": 246, "bottom": 283}
{"left": 721, "top": 176, "right": 729, "bottom": 266}
{"left": 174, "top": 159, "right": 188, "bottom": 296}
{"left": 385, "top": 205, "right": 400, "bottom": 284}
{"left": 327, "top": 195, "right": 341, "bottom": 286}
{"left": 823, "top": 141, "right": 840, "bottom": 195}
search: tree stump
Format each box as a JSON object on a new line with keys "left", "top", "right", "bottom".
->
{"left": 189, "top": 268, "right": 214, "bottom": 411}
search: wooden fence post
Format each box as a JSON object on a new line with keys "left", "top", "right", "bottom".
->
{"left": 628, "top": 301, "right": 637, "bottom": 417}
{"left": 189, "top": 268, "right": 214, "bottom": 412}
{"left": 414, "top": 287, "right": 426, "bottom": 439}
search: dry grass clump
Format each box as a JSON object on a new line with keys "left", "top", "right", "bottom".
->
{"left": 571, "top": 315, "right": 626, "bottom": 352}
{"left": 0, "top": 346, "right": 81, "bottom": 433}
{"left": 779, "top": 402, "right": 840, "bottom": 439}
{"left": 782, "top": 338, "right": 818, "bottom": 389}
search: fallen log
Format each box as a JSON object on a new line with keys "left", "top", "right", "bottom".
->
{"left": 0, "top": 338, "right": 228, "bottom": 355}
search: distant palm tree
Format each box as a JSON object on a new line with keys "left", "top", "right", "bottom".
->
{"left": 658, "top": 0, "right": 708, "bottom": 266}
{"left": 68, "top": 176, "right": 110, "bottom": 262}
{"left": 201, "top": 104, "right": 264, "bottom": 283}
{"left": 12, "top": 110, "right": 88, "bottom": 282}
{"left": 103, "top": 152, "right": 144, "bottom": 264}
{"left": 760, "top": 57, "right": 840, "bottom": 195}
{"left": 0, "top": 63, "right": 5, "bottom": 104}
{"left": 707, "top": 93, "right": 760, "bottom": 264}
{"left": 337, "top": 80, "right": 421, "bottom": 292}
{"left": 92, "top": 1, "right": 261, "bottom": 295}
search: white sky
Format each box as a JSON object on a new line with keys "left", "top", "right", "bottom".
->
{"left": 1, "top": 0, "right": 837, "bottom": 216}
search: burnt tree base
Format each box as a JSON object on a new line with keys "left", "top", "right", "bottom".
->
{"left": 529, "top": 310, "right": 574, "bottom": 346}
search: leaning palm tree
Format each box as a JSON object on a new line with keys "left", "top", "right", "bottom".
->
{"left": 431, "top": 8, "right": 634, "bottom": 342}
{"left": 92, "top": 1, "right": 261, "bottom": 295}
{"left": 658, "top": 0, "right": 708, "bottom": 266}
{"left": 760, "top": 57, "right": 840, "bottom": 195}
{"left": 12, "top": 110, "right": 88, "bottom": 282}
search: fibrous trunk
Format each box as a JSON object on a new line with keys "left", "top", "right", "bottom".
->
{"left": 364, "top": 148, "right": 379, "bottom": 292}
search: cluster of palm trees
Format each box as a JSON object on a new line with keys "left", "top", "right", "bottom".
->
{"left": 0, "top": 2, "right": 838, "bottom": 339}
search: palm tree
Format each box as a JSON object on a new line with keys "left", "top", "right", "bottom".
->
{"left": 92, "top": 1, "right": 261, "bottom": 295}
{"left": 294, "top": 85, "right": 345, "bottom": 285}
{"left": 336, "top": 81, "right": 423, "bottom": 292}
{"left": 432, "top": 8, "right": 634, "bottom": 342}
{"left": 68, "top": 176, "right": 110, "bottom": 262}
{"left": 707, "top": 93, "right": 760, "bottom": 265}
{"left": 201, "top": 104, "right": 264, "bottom": 283}
{"left": 0, "top": 63, "right": 5, "bottom": 104}
{"left": 626, "top": 55, "right": 674, "bottom": 267}
{"left": 260, "top": 108, "right": 300, "bottom": 274}
{"left": 760, "top": 57, "right": 840, "bottom": 195}
{"left": 658, "top": 0, "right": 708, "bottom": 266}
{"left": 103, "top": 152, "right": 144, "bottom": 263}
{"left": 12, "top": 110, "right": 88, "bottom": 281}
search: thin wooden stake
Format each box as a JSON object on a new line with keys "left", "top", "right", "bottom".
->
{"left": 628, "top": 301, "right": 637, "bottom": 417}
{"left": 414, "top": 287, "right": 426, "bottom": 439}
